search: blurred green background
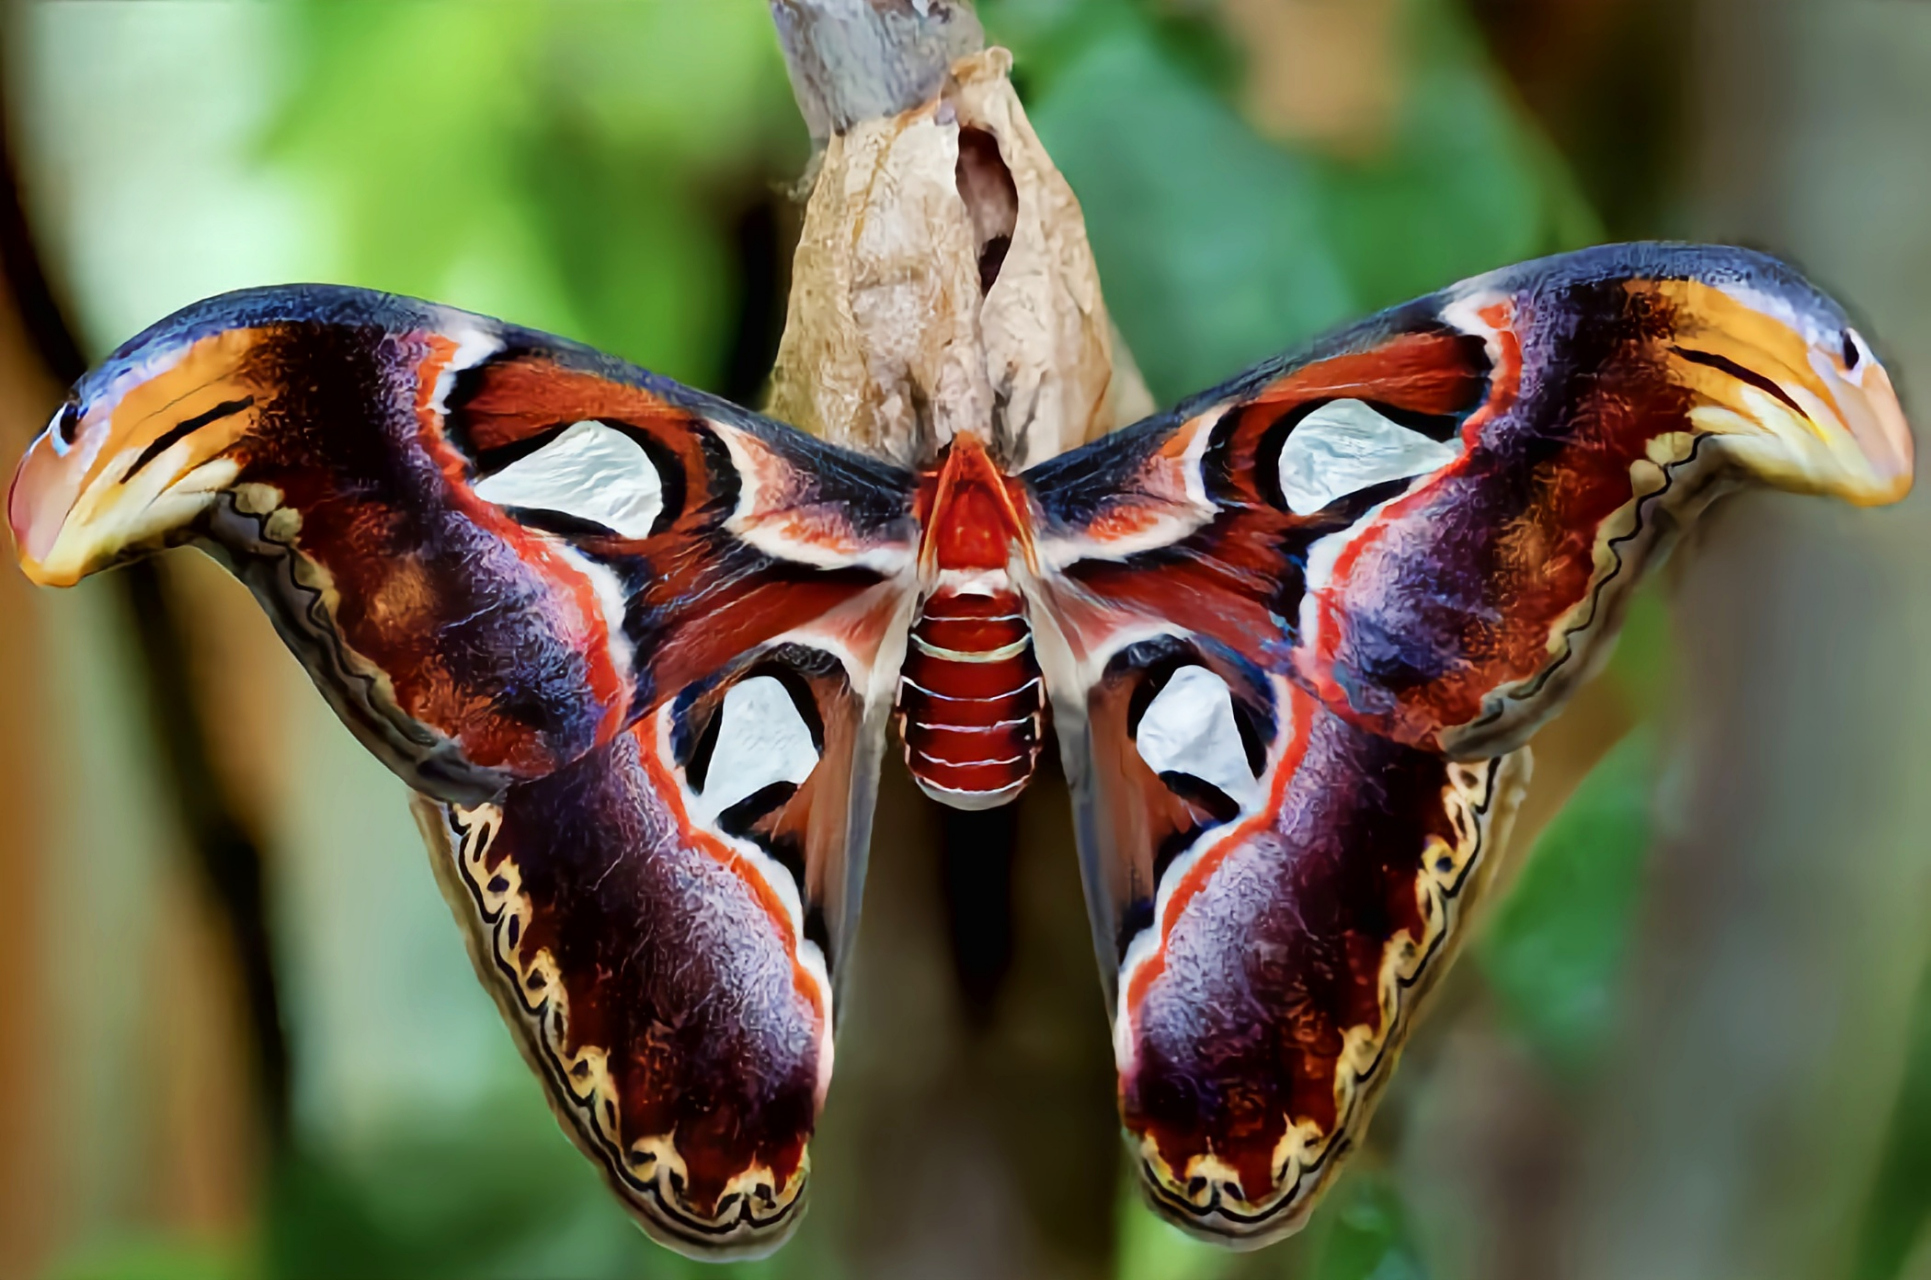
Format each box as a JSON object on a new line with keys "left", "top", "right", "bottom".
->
{"left": 2, "top": 1, "right": 1927, "bottom": 1278}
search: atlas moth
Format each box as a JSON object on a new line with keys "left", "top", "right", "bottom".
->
{"left": 10, "top": 243, "right": 1911, "bottom": 1256}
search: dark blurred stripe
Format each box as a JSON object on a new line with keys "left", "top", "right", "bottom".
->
{"left": 0, "top": 102, "right": 291, "bottom": 1143}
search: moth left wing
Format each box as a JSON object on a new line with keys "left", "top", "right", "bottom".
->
{"left": 8, "top": 285, "right": 919, "bottom": 1255}
{"left": 1018, "top": 242, "right": 1912, "bottom": 1244}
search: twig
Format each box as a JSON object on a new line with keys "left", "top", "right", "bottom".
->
{"left": 769, "top": 0, "right": 983, "bottom": 146}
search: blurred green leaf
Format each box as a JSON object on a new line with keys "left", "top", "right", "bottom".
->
{"left": 1605, "top": 583, "right": 1676, "bottom": 718}
{"left": 265, "top": 1119, "right": 663, "bottom": 1280}
{"left": 1018, "top": 0, "right": 1596, "bottom": 404}
{"left": 261, "top": 0, "right": 802, "bottom": 386}
{"left": 1027, "top": 20, "right": 1355, "bottom": 401}
{"left": 263, "top": 1079, "right": 678, "bottom": 1280}
{"left": 1852, "top": 956, "right": 1931, "bottom": 1280}
{"left": 1110, "top": 1165, "right": 1426, "bottom": 1280}
{"left": 984, "top": 0, "right": 1240, "bottom": 104}
{"left": 48, "top": 1235, "right": 247, "bottom": 1280}
{"left": 263, "top": 1091, "right": 848, "bottom": 1280}
{"left": 1477, "top": 728, "right": 1657, "bottom": 1080}
{"left": 1113, "top": 1175, "right": 1239, "bottom": 1280}
{"left": 1306, "top": 1172, "right": 1428, "bottom": 1280}
{"left": 1311, "top": 0, "right": 1599, "bottom": 315}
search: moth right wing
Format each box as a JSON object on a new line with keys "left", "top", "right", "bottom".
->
{"left": 1017, "top": 242, "right": 1911, "bottom": 1245}
{"left": 1022, "top": 596, "right": 1530, "bottom": 1245}
{"left": 9, "top": 285, "right": 920, "bottom": 1256}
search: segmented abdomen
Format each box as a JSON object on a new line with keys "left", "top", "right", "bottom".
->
{"left": 895, "top": 586, "right": 1044, "bottom": 809}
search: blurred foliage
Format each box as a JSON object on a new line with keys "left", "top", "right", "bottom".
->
{"left": 1854, "top": 964, "right": 1931, "bottom": 1280}
{"left": 50, "top": 1238, "right": 248, "bottom": 1280}
{"left": 262, "top": 0, "right": 805, "bottom": 393}
{"left": 1477, "top": 726, "right": 1657, "bottom": 1081}
{"left": 983, "top": 0, "right": 1598, "bottom": 400}
{"left": 1476, "top": 589, "right": 1671, "bottom": 1082}
{"left": 1310, "top": 1174, "right": 1428, "bottom": 1280}
{"left": 260, "top": 1092, "right": 846, "bottom": 1280}
{"left": 1113, "top": 1164, "right": 1426, "bottom": 1280}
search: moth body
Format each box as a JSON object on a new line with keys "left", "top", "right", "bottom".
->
{"left": 896, "top": 432, "right": 1047, "bottom": 808}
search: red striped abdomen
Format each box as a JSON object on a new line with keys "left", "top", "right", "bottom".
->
{"left": 895, "top": 584, "right": 1044, "bottom": 809}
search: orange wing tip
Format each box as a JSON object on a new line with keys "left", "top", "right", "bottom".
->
{"left": 9, "top": 433, "right": 82, "bottom": 585}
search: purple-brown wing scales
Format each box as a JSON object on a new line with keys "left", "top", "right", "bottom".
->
{"left": 8, "top": 286, "right": 920, "bottom": 1257}
{"left": 1121, "top": 692, "right": 1524, "bottom": 1239}
{"left": 417, "top": 724, "right": 830, "bottom": 1255}
{"left": 1021, "top": 243, "right": 1911, "bottom": 1243}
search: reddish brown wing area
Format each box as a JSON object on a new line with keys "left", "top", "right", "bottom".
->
{"left": 1030, "top": 328, "right": 1492, "bottom": 685}
{"left": 1287, "top": 291, "right": 1697, "bottom": 757}
{"left": 1020, "top": 250, "right": 1690, "bottom": 1247}
{"left": 1019, "top": 242, "right": 1899, "bottom": 1246}
{"left": 453, "top": 354, "right": 720, "bottom": 456}
{"left": 1031, "top": 591, "right": 1524, "bottom": 1242}
{"left": 418, "top": 723, "right": 826, "bottom": 1258}
{"left": 1117, "top": 690, "right": 1523, "bottom": 1242}
{"left": 201, "top": 315, "right": 914, "bottom": 808}
{"left": 211, "top": 324, "right": 650, "bottom": 801}
{"left": 397, "top": 347, "right": 915, "bottom": 1258}
{"left": 14, "top": 287, "right": 924, "bottom": 1259}
{"left": 445, "top": 352, "right": 911, "bottom": 707}
{"left": 1028, "top": 255, "right": 1782, "bottom": 762}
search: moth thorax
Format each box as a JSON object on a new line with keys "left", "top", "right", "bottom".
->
{"left": 894, "top": 574, "right": 1045, "bottom": 810}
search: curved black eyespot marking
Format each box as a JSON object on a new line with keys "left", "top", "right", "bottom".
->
{"left": 803, "top": 906, "right": 831, "bottom": 964}
{"left": 1116, "top": 896, "right": 1156, "bottom": 960}
{"left": 1120, "top": 638, "right": 1200, "bottom": 740}
{"left": 469, "top": 417, "right": 690, "bottom": 543}
{"left": 495, "top": 506, "right": 627, "bottom": 539}
{"left": 672, "top": 644, "right": 838, "bottom": 798}
{"left": 743, "top": 657, "right": 829, "bottom": 754}
{"left": 1113, "top": 636, "right": 1277, "bottom": 755}
{"left": 1237, "top": 399, "right": 1463, "bottom": 515}
{"left": 1108, "top": 637, "right": 1277, "bottom": 899}
{"left": 1157, "top": 771, "right": 1241, "bottom": 826}
{"left": 53, "top": 399, "right": 81, "bottom": 447}
{"left": 1671, "top": 346, "right": 1807, "bottom": 417}
{"left": 1842, "top": 330, "right": 1861, "bottom": 371}
{"left": 717, "top": 782, "right": 802, "bottom": 835}
{"left": 121, "top": 396, "right": 256, "bottom": 484}
{"left": 629, "top": 426, "right": 689, "bottom": 538}
{"left": 468, "top": 421, "right": 566, "bottom": 471}
{"left": 680, "top": 696, "right": 726, "bottom": 792}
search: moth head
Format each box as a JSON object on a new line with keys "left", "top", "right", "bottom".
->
{"left": 11, "top": 317, "right": 271, "bottom": 587}
{"left": 1649, "top": 269, "right": 1912, "bottom": 506}
{"left": 916, "top": 430, "right": 1034, "bottom": 575}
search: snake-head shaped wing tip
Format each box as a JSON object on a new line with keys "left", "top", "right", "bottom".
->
{"left": 1673, "top": 267, "right": 1914, "bottom": 507}
{"left": 9, "top": 285, "right": 459, "bottom": 585}
{"left": 1468, "top": 242, "right": 1914, "bottom": 508}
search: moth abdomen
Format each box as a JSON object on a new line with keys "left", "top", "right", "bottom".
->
{"left": 894, "top": 584, "right": 1045, "bottom": 809}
